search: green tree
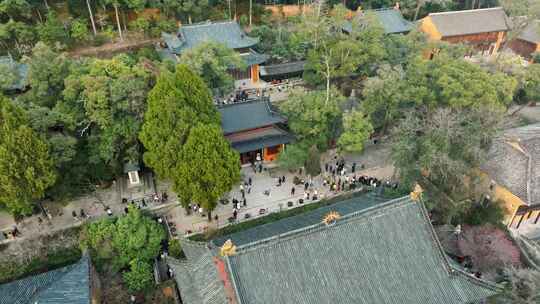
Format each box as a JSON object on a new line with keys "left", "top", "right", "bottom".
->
{"left": 70, "top": 18, "right": 90, "bottom": 42}
{"left": 123, "top": 259, "right": 154, "bottom": 292}
{"left": 523, "top": 64, "right": 540, "bottom": 103}
{"left": 180, "top": 41, "right": 245, "bottom": 97}
{"left": 337, "top": 109, "right": 373, "bottom": 153}
{"left": 81, "top": 55, "right": 153, "bottom": 171}
{"left": 277, "top": 143, "right": 309, "bottom": 171}
{"left": 391, "top": 106, "right": 503, "bottom": 223}
{"left": 361, "top": 64, "right": 406, "bottom": 132}
{"left": 23, "top": 42, "right": 72, "bottom": 107}
{"left": 0, "top": 0, "right": 32, "bottom": 20}
{"left": 139, "top": 64, "right": 219, "bottom": 179}
{"left": 112, "top": 206, "right": 165, "bottom": 268}
{"left": 0, "top": 62, "right": 18, "bottom": 91}
{"left": 0, "top": 20, "right": 37, "bottom": 55}
{"left": 178, "top": 0, "right": 209, "bottom": 23}
{"left": 38, "top": 11, "right": 69, "bottom": 46}
{"left": 175, "top": 123, "right": 240, "bottom": 220}
{"left": 305, "top": 145, "right": 321, "bottom": 176}
{"left": 299, "top": 6, "right": 385, "bottom": 101}
{"left": 278, "top": 89, "right": 345, "bottom": 148}
{"left": 0, "top": 95, "right": 56, "bottom": 215}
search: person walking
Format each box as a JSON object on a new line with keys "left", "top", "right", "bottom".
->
{"left": 352, "top": 162, "right": 356, "bottom": 173}
{"left": 291, "top": 187, "right": 295, "bottom": 196}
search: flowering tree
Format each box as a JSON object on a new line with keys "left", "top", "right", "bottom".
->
{"left": 458, "top": 224, "right": 522, "bottom": 277}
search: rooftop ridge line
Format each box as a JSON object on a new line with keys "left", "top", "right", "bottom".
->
{"left": 428, "top": 7, "right": 504, "bottom": 16}
{"left": 234, "top": 196, "right": 411, "bottom": 253}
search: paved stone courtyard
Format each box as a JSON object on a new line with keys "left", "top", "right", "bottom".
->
{"left": 0, "top": 143, "right": 394, "bottom": 243}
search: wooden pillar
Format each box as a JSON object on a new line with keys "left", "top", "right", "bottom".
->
{"left": 493, "top": 31, "right": 505, "bottom": 55}
{"left": 534, "top": 211, "right": 540, "bottom": 224}
{"left": 528, "top": 211, "right": 533, "bottom": 219}
{"left": 516, "top": 214, "right": 525, "bottom": 229}
{"left": 509, "top": 214, "right": 517, "bottom": 228}
{"left": 250, "top": 64, "right": 259, "bottom": 83}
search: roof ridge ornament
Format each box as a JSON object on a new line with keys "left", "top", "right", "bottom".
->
{"left": 323, "top": 211, "right": 341, "bottom": 226}
{"left": 220, "top": 239, "right": 237, "bottom": 256}
{"left": 410, "top": 184, "right": 424, "bottom": 202}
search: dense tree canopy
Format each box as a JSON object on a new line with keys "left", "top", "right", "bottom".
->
{"left": 180, "top": 41, "right": 245, "bottom": 97}
{"left": 139, "top": 64, "right": 219, "bottom": 179}
{"left": 0, "top": 95, "right": 56, "bottom": 215}
{"left": 81, "top": 206, "right": 164, "bottom": 291}
{"left": 279, "top": 88, "right": 345, "bottom": 149}
{"left": 175, "top": 123, "right": 240, "bottom": 218}
{"left": 337, "top": 109, "right": 373, "bottom": 153}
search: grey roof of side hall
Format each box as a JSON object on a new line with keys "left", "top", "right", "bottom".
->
{"left": 218, "top": 99, "right": 287, "bottom": 134}
{"left": 167, "top": 240, "right": 228, "bottom": 304}
{"left": 518, "top": 20, "right": 540, "bottom": 44}
{"left": 427, "top": 7, "right": 512, "bottom": 37}
{"left": 162, "top": 21, "right": 259, "bottom": 54}
{"left": 259, "top": 61, "right": 306, "bottom": 77}
{"left": 0, "top": 254, "right": 91, "bottom": 304}
{"left": 482, "top": 123, "right": 540, "bottom": 205}
{"left": 343, "top": 8, "right": 413, "bottom": 34}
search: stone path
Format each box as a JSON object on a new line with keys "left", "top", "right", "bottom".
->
{"left": 165, "top": 158, "right": 395, "bottom": 236}
{"left": 0, "top": 143, "right": 395, "bottom": 243}
{"left": 0, "top": 173, "right": 160, "bottom": 243}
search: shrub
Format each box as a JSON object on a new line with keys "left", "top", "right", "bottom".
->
{"left": 464, "top": 200, "right": 505, "bottom": 226}
{"left": 71, "top": 18, "right": 90, "bottom": 42}
{"left": 123, "top": 259, "right": 154, "bottom": 292}
{"left": 129, "top": 17, "right": 151, "bottom": 36}
{"left": 91, "top": 34, "right": 109, "bottom": 46}
{"left": 458, "top": 224, "right": 522, "bottom": 278}
{"left": 168, "top": 239, "right": 184, "bottom": 259}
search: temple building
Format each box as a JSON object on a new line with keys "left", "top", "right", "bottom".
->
{"left": 343, "top": 7, "right": 413, "bottom": 35}
{"left": 482, "top": 123, "right": 540, "bottom": 229}
{"left": 218, "top": 98, "right": 293, "bottom": 165}
{"left": 509, "top": 20, "right": 540, "bottom": 59}
{"left": 168, "top": 195, "right": 500, "bottom": 304}
{"left": 259, "top": 60, "right": 306, "bottom": 82}
{"left": 419, "top": 7, "right": 512, "bottom": 56}
{"left": 160, "top": 20, "right": 268, "bottom": 84}
{"left": 0, "top": 254, "right": 100, "bottom": 304}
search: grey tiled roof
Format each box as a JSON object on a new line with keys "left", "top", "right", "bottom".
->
{"left": 518, "top": 20, "right": 540, "bottom": 44}
{"left": 226, "top": 197, "right": 499, "bottom": 304}
{"left": 218, "top": 99, "right": 287, "bottom": 134}
{"left": 259, "top": 61, "right": 306, "bottom": 77}
{"left": 168, "top": 244, "right": 228, "bottom": 304}
{"left": 239, "top": 49, "right": 268, "bottom": 66}
{"left": 343, "top": 8, "right": 413, "bottom": 34}
{"left": 0, "top": 254, "right": 91, "bottom": 304}
{"left": 163, "top": 21, "right": 259, "bottom": 54}
{"left": 0, "top": 55, "right": 28, "bottom": 91}
{"left": 228, "top": 125, "right": 293, "bottom": 153}
{"left": 483, "top": 123, "right": 540, "bottom": 205}
{"left": 428, "top": 7, "right": 511, "bottom": 37}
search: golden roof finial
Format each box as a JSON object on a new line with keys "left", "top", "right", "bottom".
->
{"left": 410, "top": 183, "right": 424, "bottom": 202}
{"left": 323, "top": 211, "right": 341, "bottom": 226}
{"left": 220, "top": 239, "right": 237, "bottom": 257}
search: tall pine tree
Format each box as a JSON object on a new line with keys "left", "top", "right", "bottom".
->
{"left": 0, "top": 95, "right": 56, "bottom": 215}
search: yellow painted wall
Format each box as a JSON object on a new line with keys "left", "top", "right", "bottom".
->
{"left": 492, "top": 184, "right": 527, "bottom": 224}
{"left": 419, "top": 16, "right": 442, "bottom": 41}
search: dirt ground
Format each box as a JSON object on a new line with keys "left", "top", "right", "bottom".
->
{"left": 69, "top": 33, "right": 159, "bottom": 58}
